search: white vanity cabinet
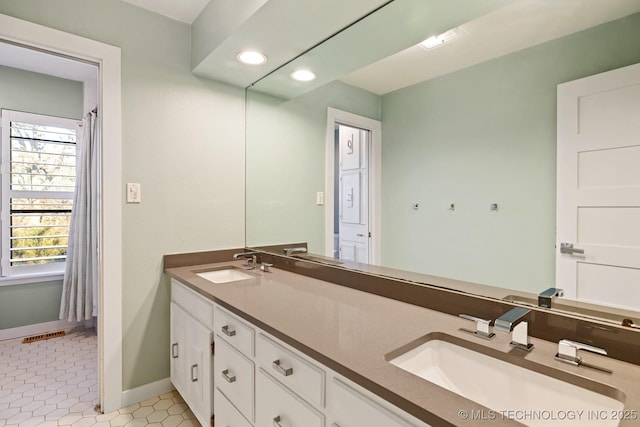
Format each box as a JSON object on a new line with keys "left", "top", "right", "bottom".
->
{"left": 213, "top": 305, "right": 256, "bottom": 424}
{"left": 209, "top": 301, "right": 431, "bottom": 427}
{"left": 170, "top": 279, "right": 214, "bottom": 427}
{"left": 329, "top": 377, "right": 423, "bottom": 427}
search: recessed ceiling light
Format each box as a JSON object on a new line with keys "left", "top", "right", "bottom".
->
{"left": 290, "top": 69, "right": 316, "bottom": 82}
{"left": 419, "top": 28, "right": 460, "bottom": 50}
{"left": 236, "top": 51, "right": 268, "bottom": 65}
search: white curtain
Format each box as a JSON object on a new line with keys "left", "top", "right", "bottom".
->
{"left": 60, "top": 109, "right": 99, "bottom": 322}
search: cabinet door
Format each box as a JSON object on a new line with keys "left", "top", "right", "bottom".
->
{"left": 188, "top": 319, "right": 213, "bottom": 427}
{"left": 170, "top": 302, "right": 189, "bottom": 397}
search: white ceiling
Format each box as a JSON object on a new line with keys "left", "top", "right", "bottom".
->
{"left": 341, "top": 0, "right": 640, "bottom": 94}
{"left": 119, "top": 0, "right": 210, "bottom": 23}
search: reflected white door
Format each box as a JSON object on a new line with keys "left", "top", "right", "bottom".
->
{"left": 338, "top": 124, "right": 369, "bottom": 263}
{"left": 556, "top": 63, "right": 640, "bottom": 311}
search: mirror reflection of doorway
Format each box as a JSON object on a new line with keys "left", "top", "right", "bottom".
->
{"left": 325, "top": 107, "right": 381, "bottom": 265}
{"left": 335, "top": 124, "right": 371, "bottom": 263}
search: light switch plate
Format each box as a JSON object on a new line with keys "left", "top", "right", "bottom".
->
{"left": 127, "top": 183, "right": 141, "bottom": 203}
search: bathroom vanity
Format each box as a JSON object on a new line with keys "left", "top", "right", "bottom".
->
{"left": 165, "top": 254, "right": 640, "bottom": 427}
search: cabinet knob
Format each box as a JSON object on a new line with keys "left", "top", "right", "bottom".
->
{"left": 273, "top": 416, "right": 284, "bottom": 427}
{"left": 221, "top": 325, "right": 236, "bottom": 337}
{"left": 221, "top": 369, "right": 236, "bottom": 383}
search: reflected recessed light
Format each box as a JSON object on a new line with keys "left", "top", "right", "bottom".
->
{"left": 290, "top": 69, "right": 316, "bottom": 82}
{"left": 236, "top": 51, "right": 268, "bottom": 65}
{"left": 419, "top": 28, "right": 460, "bottom": 50}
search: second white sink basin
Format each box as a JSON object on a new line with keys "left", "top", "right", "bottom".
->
{"left": 387, "top": 335, "right": 624, "bottom": 427}
{"left": 196, "top": 268, "right": 254, "bottom": 284}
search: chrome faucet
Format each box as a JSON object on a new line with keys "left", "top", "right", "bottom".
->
{"left": 495, "top": 307, "right": 533, "bottom": 351}
{"left": 538, "top": 287, "right": 564, "bottom": 308}
{"left": 283, "top": 247, "right": 307, "bottom": 256}
{"left": 233, "top": 251, "right": 259, "bottom": 269}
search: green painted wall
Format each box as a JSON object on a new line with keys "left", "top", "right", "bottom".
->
{"left": 0, "top": 0, "right": 246, "bottom": 391}
{"left": 246, "top": 80, "right": 380, "bottom": 253}
{"left": 0, "top": 64, "right": 83, "bottom": 119}
{"left": 0, "top": 64, "right": 83, "bottom": 330}
{"left": 0, "top": 281, "right": 65, "bottom": 329}
{"left": 381, "top": 13, "right": 640, "bottom": 293}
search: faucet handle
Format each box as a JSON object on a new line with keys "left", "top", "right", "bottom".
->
{"left": 459, "top": 314, "right": 495, "bottom": 340}
{"left": 557, "top": 339, "right": 607, "bottom": 359}
{"left": 555, "top": 340, "right": 609, "bottom": 371}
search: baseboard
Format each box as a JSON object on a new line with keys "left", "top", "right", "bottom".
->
{"left": 121, "top": 377, "right": 175, "bottom": 407}
{"left": 0, "top": 319, "right": 84, "bottom": 341}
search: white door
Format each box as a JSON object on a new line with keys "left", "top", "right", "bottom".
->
{"left": 338, "top": 124, "right": 370, "bottom": 263}
{"left": 556, "top": 62, "right": 640, "bottom": 311}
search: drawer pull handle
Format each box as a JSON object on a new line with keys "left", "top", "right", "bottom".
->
{"left": 191, "top": 364, "right": 198, "bottom": 382}
{"left": 221, "top": 369, "right": 236, "bottom": 383}
{"left": 272, "top": 359, "right": 293, "bottom": 377}
{"left": 221, "top": 325, "right": 236, "bottom": 337}
{"left": 273, "top": 416, "right": 284, "bottom": 427}
{"left": 171, "top": 343, "right": 179, "bottom": 359}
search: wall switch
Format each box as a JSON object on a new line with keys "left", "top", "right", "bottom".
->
{"left": 316, "top": 191, "right": 324, "bottom": 205}
{"left": 127, "top": 183, "right": 141, "bottom": 203}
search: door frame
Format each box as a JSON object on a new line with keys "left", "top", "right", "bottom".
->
{"left": 325, "top": 107, "right": 381, "bottom": 264}
{"left": 0, "top": 13, "right": 123, "bottom": 413}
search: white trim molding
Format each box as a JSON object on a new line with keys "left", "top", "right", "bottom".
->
{"left": 0, "top": 13, "right": 123, "bottom": 413}
{"left": 121, "top": 378, "right": 176, "bottom": 408}
{"left": 0, "top": 319, "right": 83, "bottom": 341}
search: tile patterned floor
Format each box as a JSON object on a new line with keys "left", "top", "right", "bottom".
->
{"left": 0, "top": 328, "right": 196, "bottom": 427}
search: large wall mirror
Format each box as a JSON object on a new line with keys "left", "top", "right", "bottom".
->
{"left": 245, "top": 0, "right": 640, "bottom": 327}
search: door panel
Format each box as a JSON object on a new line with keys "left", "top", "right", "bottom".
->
{"left": 556, "top": 63, "right": 640, "bottom": 310}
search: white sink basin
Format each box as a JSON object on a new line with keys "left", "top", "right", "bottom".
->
{"left": 196, "top": 268, "right": 254, "bottom": 284}
{"left": 388, "top": 336, "right": 624, "bottom": 427}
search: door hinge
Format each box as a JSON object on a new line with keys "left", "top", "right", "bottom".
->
{"left": 211, "top": 341, "right": 215, "bottom": 356}
{"left": 210, "top": 414, "right": 214, "bottom": 427}
{"left": 368, "top": 231, "right": 372, "bottom": 238}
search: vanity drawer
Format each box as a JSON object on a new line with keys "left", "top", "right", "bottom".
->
{"left": 256, "top": 368, "right": 324, "bottom": 427}
{"left": 214, "top": 388, "right": 252, "bottom": 427}
{"left": 331, "top": 377, "right": 418, "bottom": 427}
{"left": 215, "top": 337, "right": 255, "bottom": 422}
{"left": 171, "top": 279, "right": 213, "bottom": 326}
{"left": 256, "top": 333, "right": 325, "bottom": 407}
{"left": 214, "top": 305, "right": 255, "bottom": 356}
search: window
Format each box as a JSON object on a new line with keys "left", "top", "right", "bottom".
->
{"left": 1, "top": 110, "right": 80, "bottom": 277}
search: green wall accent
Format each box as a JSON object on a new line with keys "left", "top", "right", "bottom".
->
{"left": 0, "top": 64, "right": 82, "bottom": 330}
{"left": 0, "top": 281, "right": 64, "bottom": 329}
{"left": 381, "top": 13, "right": 640, "bottom": 293}
{"left": 246, "top": 80, "right": 380, "bottom": 253}
{"left": 0, "top": 0, "right": 246, "bottom": 391}
{"left": 0, "top": 64, "right": 83, "bottom": 119}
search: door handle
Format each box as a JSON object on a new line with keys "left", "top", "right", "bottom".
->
{"left": 560, "top": 243, "right": 585, "bottom": 255}
{"left": 171, "top": 343, "right": 178, "bottom": 359}
{"left": 190, "top": 364, "right": 198, "bottom": 382}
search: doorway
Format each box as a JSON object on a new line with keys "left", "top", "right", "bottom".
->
{"left": 325, "top": 108, "right": 381, "bottom": 264}
{"left": 1, "top": 13, "right": 123, "bottom": 413}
